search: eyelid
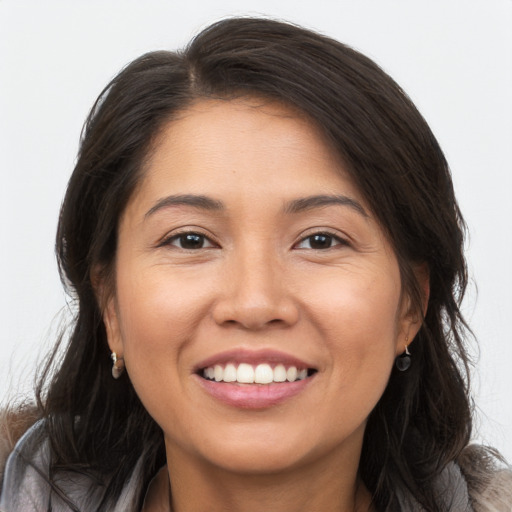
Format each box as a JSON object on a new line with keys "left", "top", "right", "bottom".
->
{"left": 293, "top": 229, "right": 350, "bottom": 250}
{"left": 157, "top": 228, "right": 219, "bottom": 249}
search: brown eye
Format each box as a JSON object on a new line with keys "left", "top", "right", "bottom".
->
{"left": 167, "top": 232, "right": 214, "bottom": 249}
{"left": 296, "top": 232, "right": 347, "bottom": 250}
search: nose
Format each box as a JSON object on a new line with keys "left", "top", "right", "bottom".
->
{"left": 211, "top": 248, "right": 300, "bottom": 330}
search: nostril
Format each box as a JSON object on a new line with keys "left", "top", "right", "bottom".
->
{"left": 211, "top": 293, "right": 300, "bottom": 330}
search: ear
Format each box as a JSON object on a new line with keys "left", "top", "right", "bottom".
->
{"left": 414, "top": 262, "right": 430, "bottom": 319}
{"left": 396, "top": 263, "right": 430, "bottom": 355}
{"left": 103, "top": 296, "right": 124, "bottom": 355}
{"left": 91, "top": 265, "right": 124, "bottom": 356}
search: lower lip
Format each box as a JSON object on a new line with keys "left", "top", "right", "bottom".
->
{"left": 195, "top": 375, "right": 314, "bottom": 409}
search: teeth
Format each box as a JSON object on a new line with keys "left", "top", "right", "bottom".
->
{"left": 286, "top": 366, "right": 297, "bottom": 382}
{"left": 274, "top": 364, "right": 287, "bottom": 382}
{"left": 202, "top": 363, "right": 312, "bottom": 384}
{"left": 254, "top": 363, "right": 273, "bottom": 384}
{"left": 297, "top": 369, "right": 307, "bottom": 380}
{"left": 237, "top": 363, "right": 255, "bottom": 383}
{"left": 214, "top": 365, "right": 223, "bottom": 382}
{"left": 223, "top": 363, "right": 237, "bottom": 382}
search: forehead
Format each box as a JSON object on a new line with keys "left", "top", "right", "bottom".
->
{"left": 129, "top": 97, "right": 364, "bottom": 214}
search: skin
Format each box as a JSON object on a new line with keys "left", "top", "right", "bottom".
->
{"left": 103, "top": 98, "right": 425, "bottom": 512}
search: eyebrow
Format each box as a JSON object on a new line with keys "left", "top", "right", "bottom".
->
{"left": 145, "top": 194, "right": 224, "bottom": 218}
{"left": 145, "top": 193, "right": 368, "bottom": 219}
{"left": 283, "top": 194, "right": 368, "bottom": 217}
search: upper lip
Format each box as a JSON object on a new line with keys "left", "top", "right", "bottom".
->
{"left": 194, "top": 348, "right": 316, "bottom": 372}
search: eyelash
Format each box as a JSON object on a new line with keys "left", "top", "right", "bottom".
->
{"left": 159, "top": 230, "right": 348, "bottom": 251}
{"left": 159, "top": 231, "right": 216, "bottom": 250}
{"left": 294, "top": 231, "right": 349, "bottom": 250}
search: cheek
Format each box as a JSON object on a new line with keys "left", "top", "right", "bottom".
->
{"left": 112, "top": 271, "right": 208, "bottom": 430}
{"left": 304, "top": 266, "right": 401, "bottom": 386}
{"left": 113, "top": 267, "right": 214, "bottom": 391}
{"left": 306, "top": 264, "right": 402, "bottom": 337}
{"left": 117, "top": 266, "right": 208, "bottom": 339}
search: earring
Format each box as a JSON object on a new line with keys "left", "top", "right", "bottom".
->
{"left": 395, "top": 344, "right": 411, "bottom": 372}
{"left": 111, "top": 352, "right": 125, "bottom": 379}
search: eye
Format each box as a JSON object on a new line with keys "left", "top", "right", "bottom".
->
{"left": 165, "top": 232, "right": 215, "bottom": 250}
{"left": 295, "top": 232, "right": 347, "bottom": 250}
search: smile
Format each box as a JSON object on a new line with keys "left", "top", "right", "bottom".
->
{"left": 201, "top": 363, "right": 315, "bottom": 384}
{"left": 194, "top": 350, "right": 318, "bottom": 409}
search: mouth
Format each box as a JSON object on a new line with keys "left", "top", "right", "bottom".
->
{"left": 199, "top": 363, "right": 317, "bottom": 384}
{"left": 194, "top": 350, "right": 318, "bottom": 409}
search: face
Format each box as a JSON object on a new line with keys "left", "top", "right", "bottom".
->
{"left": 104, "top": 98, "right": 419, "bottom": 477}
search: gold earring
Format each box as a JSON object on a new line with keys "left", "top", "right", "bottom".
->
{"left": 111, "top": 352, "right": 125, "bottom": 379}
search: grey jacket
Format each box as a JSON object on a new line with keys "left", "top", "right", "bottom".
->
{"left": 1, "top": 421, "right": 511, "bottom": 511}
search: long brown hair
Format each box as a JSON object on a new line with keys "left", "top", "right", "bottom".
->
{"left": 37, "top": 17, "right": 471, "bottom": 511}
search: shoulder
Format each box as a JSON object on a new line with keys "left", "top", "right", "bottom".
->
{"left": 0, "top": 410, "right": 97, "bottom": 510}
{"left": 0, "top": 415, "right": 54, "bottom": 510}
{"left": 0, "top": 405, "right": 40, "bottom": 489}
{"left": 459, "top": 444, "right": 512, "bottom": 512}
{"left": 396, "top": 446, "right": 510, "bottom": 512}
{"left": 0, "top": 409, "right": 149, "bottom": 511}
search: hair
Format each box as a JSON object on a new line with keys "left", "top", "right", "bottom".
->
{"left": 34, "top": 17, "right": 472, "bottom": 511}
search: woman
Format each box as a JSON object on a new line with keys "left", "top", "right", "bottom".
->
{"left": 0, "top": 16, "right": 510, "bottom": 512}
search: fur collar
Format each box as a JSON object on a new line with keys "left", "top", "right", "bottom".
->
{"left": 458, "top": 444, "right": 512, "bottom": 512}
{"left": 0, "top": 405, "right": 39, "bottom": 487}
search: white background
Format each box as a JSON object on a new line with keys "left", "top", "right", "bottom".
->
{"left": 1, "top": 1, "right": 511, "bottom": 461}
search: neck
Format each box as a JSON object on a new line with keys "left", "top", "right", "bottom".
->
{"left": 162, "top": 441, "right": 373, "bottom": 512}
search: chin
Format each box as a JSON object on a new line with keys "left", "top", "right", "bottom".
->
{"left": 204, "top": 443, "right": 311, "bottom": 475}
{"left": 188, "top": 424, "right": 350, "bottom": 476}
